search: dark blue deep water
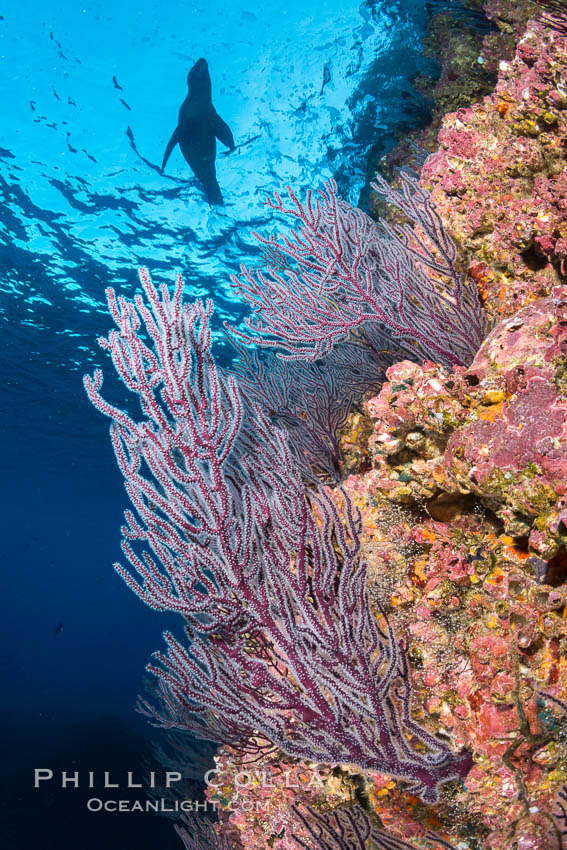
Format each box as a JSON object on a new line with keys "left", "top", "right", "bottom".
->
{"left": 0, "top": 1, "right": 481, "bottom": 846}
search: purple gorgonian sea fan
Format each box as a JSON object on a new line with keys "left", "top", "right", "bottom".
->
{"left": 228, "top": 171, "right": 486, "bottom": 368}
{"left": 174, "top": 813, "right": 234, "bottom": 850}
{"left": 535, "top": 0, "right": 567, "bottom": 35}
{"left": 227, "top": 334, "right": 386, "bottom": 482}
{"left": 174, "top": 806, "right": 458, "bottom": 850}
{"left": 554, "top": 785, "right": 567, "bottom": 846}
{"left": 84, "top": 268, "right": 472, "bottom": 803}
{"left": 291, "top": 805, "right": 458, "bottom": 850}
{"left": 146, "top": 727, "right": 217, "bottom": 816}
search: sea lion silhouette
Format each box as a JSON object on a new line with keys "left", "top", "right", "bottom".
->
{"left": 161, "top": 58, "right": 235, "bottom": 205}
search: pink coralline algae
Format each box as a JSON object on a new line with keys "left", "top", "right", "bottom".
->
{"left": 206, "top": 747, "right": 352, "bottom": 850}
{"left": 352, "top": 286, "right": 567, "bottom": 558}
{"left": 347, "top": 358, "right": 469, "bottom": 507}
{"left": 341, "top": 289, "right": 567, "bottom": 849}
{"left": 419, "top": 16, "right": 567, "bottom": 320}
{"left": 445, "top": 287, "right": 567, "bottom": 558}
{"left": 341, "top": 501, "right": 567, "bottom": 849}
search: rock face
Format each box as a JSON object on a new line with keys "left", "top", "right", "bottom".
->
{"left": 445, "top": 287, "right": 567, "bottom": 558}
{"left": 372, "top": 0, "right": 534, "bottom": 192}
{"left": 421, "top": 17, "right": 567, "bottom": 320}
{"left": 343, "top": 290, "right": 567, "bottom": 850}
{"left": 358, "top": 31, "right": 567, "bottom": 845}
{"left": 349, "top": 7, "right": 567, "bottom": 839}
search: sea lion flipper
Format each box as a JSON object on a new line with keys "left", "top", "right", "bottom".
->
{"left": 213, "top": 111, "right": 235, "bottom": 150}
{"left": 204, "top": 179, "right": 223, "bottom": 206}
{"left": 161, "top": 126, "right": 180, "bottom": 172}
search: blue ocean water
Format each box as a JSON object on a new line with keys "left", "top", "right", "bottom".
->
{"left": 0, "top": 1, "right": 481, "bottom": 846}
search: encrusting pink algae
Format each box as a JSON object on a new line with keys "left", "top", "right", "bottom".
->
{"left": 343, "top": 287, "right": 567, "bottom": 849}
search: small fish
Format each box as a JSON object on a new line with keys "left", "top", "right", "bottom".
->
{"left": 112, "top": 75, "right": 123, "bottom": 91}
{"left": 55, "top": 623, "right": 63, "bottom": 636}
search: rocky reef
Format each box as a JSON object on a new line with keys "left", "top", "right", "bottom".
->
{"left": 210, "top": 4, "right": 567, "bottom": 849}
{"left": 421, "top": 13, "right": 567, "bottom": 320}
{"left": 348, "top": 288, "right": 567, "bottom": 560}
{"left": 343, "top": 287, "right": 567, "bottom": 849}
{"left": 373, "top": 0, "right": 535, "bottom": 188}
{"left": 206, "top": 748, "right": 355, "bottom": 850}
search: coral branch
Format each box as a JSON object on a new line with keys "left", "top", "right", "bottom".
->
{"left": 291, "top": 805, "right": 457, "bottom": 850}
{"left": 86, "top": 269, "right": 471, "bottom": 803}
{"left": 173, "top": 806, "right": 458, "bottom": 850}
{"left": 228, "top": 335, "right": 386, "bottom": 482}
{"left": 535, "top": 0, "right": 567, "bottom": 35}
{"left": 553, "top": 785, "right": 567, "bottom": 845}
{"left": 228, "top": 175, "right": 485, "bottom": 367}
{"left": 174, "top": 813, "right": 233, "bottom": 850}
